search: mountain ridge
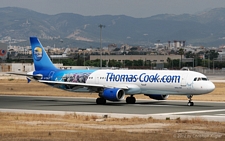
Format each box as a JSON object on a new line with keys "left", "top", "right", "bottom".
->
{"left": 1, "top": 7, "right": 225, "bottom": 47}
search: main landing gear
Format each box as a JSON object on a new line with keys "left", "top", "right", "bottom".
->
{"left": 96, "top": 92, "right": 106, "bottom": 105}
{"left": 187, "top": 95, "right": 194, "bottom": 106}
{"left": 96, "top": 97, "right": 106, "bottom": 105}
{"left": 126, "top": 95, "right": 136, "bottom": 104}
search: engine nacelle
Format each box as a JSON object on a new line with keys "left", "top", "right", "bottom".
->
{"left": 33, "top": 74, "right": 43, "bottom": 80}
{"left": 145, "top": 94, "right": 169, "bottom": 100}
{"left": 102, "top": 88, "right": 125, "bottom": 101}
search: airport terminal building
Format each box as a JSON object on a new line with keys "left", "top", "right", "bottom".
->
{"left": 90, "top": 54, "right": 182, "bottom": 63}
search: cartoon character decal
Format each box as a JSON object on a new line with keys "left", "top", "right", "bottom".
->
{"left": 33, "top": 47, "right": 43, "bottom": 61}
{"left": 60, "top": 73, "right": 91, "bottom": 83}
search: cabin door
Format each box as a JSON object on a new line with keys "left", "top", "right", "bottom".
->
{"left": 181, "top": 73, "right": 188, "bottom": 87}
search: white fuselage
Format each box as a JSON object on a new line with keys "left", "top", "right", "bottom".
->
{"left": 86, "top": 70, "right": 215, "bottom": 95}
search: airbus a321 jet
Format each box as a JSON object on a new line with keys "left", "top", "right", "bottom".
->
{"left": 10, "top": 37, "right": 215, "bottom": 106}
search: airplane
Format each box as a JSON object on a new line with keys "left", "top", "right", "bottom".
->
{"left": 50, "top": 48, "right": 69, "bottom": 58}
{"left": 9, "top": 37, "right": 215, "bottom": 106}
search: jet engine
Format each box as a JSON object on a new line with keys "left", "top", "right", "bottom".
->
{"left": 33, "top": 74, "right": 43, "bottom": 80}
{"left": 145, "top": 94, "right": 169, "bottom": 100}
{"left": 101, "top": 88, "right": 125, "bottom": 101}
{"left": 27, "top": 73, "right": 43, "bottom": 80}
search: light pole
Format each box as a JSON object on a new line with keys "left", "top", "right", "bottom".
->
{"left": 99, "top": 24, "right": 105, "bottom": 69}
{"left": 208, "top": 53, "right": 210, "bottom": 69}
{"left": 83, "top": 52, "right": 85, "bottom": 66}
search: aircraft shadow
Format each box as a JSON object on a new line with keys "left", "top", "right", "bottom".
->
{"left": 136, "top": 101, "right": 214, "bottom": 108}
{"left": 29, "top": 99, "right": 125, "bottom": 106}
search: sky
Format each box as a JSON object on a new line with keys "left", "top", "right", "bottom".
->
{"left": 1, "top": 0, "right": 225, "bottom": 18}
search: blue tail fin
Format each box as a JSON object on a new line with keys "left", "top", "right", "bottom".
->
{"left": 30, "top": 37, "right": 58, "bottom": 71}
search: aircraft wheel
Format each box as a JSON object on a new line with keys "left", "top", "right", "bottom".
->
{"left": 96, "top": 98, "right": 106, "bottom": 105}
{"left": 126, "top": 97, "right": 136, "bottom": 104}
{"left": 187, "top": 95, "right": 194, "bottom": 106}
{"left": 187, "top": 102, "right": 194, "bottom": 106}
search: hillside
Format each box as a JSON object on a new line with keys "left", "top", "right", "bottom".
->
{"left": 1, "top": 7, "right": 225, "bottom": 47}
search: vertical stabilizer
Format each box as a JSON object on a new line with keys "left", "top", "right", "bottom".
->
{"left": 30, "top": 37, "right": 58, "bottom": 71}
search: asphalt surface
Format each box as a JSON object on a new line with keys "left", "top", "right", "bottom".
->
{"left": 0, "top": 95, "right": 225, "bottom": 121}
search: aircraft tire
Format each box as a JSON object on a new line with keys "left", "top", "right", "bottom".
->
{"left": 187, "top": 102, "right": 194, "bottom": 106}
{"left": 96, "top": 98, "right": 106, "bottom": 105}
{"left": 126, "top": 97, "right": 136, "bottom": 104}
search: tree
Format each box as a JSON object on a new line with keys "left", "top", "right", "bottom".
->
{"left": 61, "top": 59, "right": 76, "bottom": 66}
{"left": 185, "top": 51, "right": 195, "bottom": 58}
{"left": 205, "top": 50, "right": 219, "bottom": 60}
{"left": 124, "top": 60, "right": 133, "bottom": 66}
{"left": 167, "top": 57, "right": 172, "bottom": 68}
{"left": 173, "top": 59, "right": 180, "bottom": 69}
{"left": 178, "top": 48, "right": 184, "bottom": 68}
{"left": 108, "top": 59, "right": 122, "bottom": 67}
{"left": 133, "top": 60, "right": 143, "bottom": 66}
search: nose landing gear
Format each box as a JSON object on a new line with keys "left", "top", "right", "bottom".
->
{"left": 187, "top": 95, "right": 194, "bottom": 106}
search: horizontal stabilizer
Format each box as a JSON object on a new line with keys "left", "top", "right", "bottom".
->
{"left": 7, "top": 72, "right": 33, "bottom": 77}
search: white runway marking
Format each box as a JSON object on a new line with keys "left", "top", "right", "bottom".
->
{"left": 215, "top": 114, "right": 225, "bottom": 116}
{"left": 135, "top": 104, "right": 179, "bottom": 107}
{"left": 153, "top": 109, "right": 225, "bottom": 115}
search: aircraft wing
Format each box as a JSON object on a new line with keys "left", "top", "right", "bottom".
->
{"left": 8, "top": 72, "right": 130, "bottom": 90}
{"left": 38, "top": 80, "right": 129, "bottom": 90}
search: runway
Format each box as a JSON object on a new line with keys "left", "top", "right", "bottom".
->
{"left": 0, "top": 95, "right": 225, "bottom": 121}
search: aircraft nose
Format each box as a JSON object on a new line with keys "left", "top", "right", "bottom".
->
{"left": 207, "top": 82, "right": 215, "bottom": 92}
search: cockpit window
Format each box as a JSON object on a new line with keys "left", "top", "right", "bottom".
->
{"left": 194, "top": 77, "right": 208, "bottom": 81}
{"left": 202, "top": 78, "right": 208, "bottom": 81}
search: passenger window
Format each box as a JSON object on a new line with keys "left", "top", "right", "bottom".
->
{"left": 194, "top": 78, "right": 197, "bottom": 81}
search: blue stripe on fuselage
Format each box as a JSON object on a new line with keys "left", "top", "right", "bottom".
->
{"left": 34, "top": 69, "right": 96, "bottom": 82}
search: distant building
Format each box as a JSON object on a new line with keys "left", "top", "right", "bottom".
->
{"left": 50, "top": 48, "right": 70, "bottom": 59}
{"left": 90, "top": 55, "right": 182, "bottom": 63}
{"left": 0, "top": 63, "right": 33, "bottom": 72}
{"left": 0, "top": 63, "right": 64, "bottom": 72}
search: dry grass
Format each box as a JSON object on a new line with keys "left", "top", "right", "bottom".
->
{"left": 0, "top": 78, "right": 225, "bottom": 102}
{"left": 0, "top": 112, "right": 225, "bottom": 141}
{"left": 0, "top": 79, "right": 86, "bottom": 97}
